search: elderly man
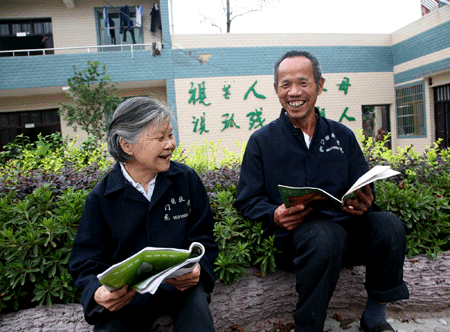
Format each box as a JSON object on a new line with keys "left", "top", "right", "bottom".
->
{"left": 234, "top": 50, "right": 409, "bottom": 332}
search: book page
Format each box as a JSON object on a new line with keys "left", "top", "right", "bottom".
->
{"left": 278, "top": 165, "right": 400, "bottom": 212}
{"left": 343, "top": 165, "right": 400, "bottom": 199}
{"left": 133, "top": 242, "right": 205, "bottom": 294}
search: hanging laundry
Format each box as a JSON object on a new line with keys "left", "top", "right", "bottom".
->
{"left": 120, "top": 5, "right": 132, "bottom": 35}
{"left": 135, "top": 5, "right": 143, "bottom": 27}
{"left": 104, "top": 7, "right": 110, "bottom": 36}
{"left": 120, "top": 5, "right": 135, "bottom": 43}
{"left": 150, "top": 4, "right": 161, "bottom": 33}
{"left": 109, "top": 18, "right": 116, "bottom": 44}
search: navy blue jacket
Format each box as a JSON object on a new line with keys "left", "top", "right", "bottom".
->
{"left": 234, "top": 108, "right": 372, "bottom": 243}
{"left": 69, "top": 161, "right": 218, "bottom": 324}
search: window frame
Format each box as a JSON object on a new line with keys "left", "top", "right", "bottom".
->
{"left": 395, "top": 81, "right": 427, "bottom": 138}
{"left": 95, "top": 7, "right": 144, "bottom": 51}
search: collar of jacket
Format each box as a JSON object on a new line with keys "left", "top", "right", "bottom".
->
{"left": 280, "top": 107, "right": 323, "bottom": 145}
{"left": 104, "top": 161, "right": 185, "bottom": 203}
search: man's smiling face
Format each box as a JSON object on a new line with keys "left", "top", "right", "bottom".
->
{"left": 274, "top": 56, "right": 324, "bottom": 127}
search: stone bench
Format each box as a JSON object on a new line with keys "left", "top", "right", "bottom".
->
{"left": 1, "top": 252, "right": 449, "bottom": 332}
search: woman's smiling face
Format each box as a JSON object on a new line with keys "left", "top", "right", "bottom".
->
{"left": 123, "top": 120, "right": 176, "bottom": 179}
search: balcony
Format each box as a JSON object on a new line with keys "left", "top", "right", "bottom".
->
{"left": 0, "top": 43, "right": 161, "bottom": 57}
{"left": 0, "top": 42, "right": 170, "bottom": 96}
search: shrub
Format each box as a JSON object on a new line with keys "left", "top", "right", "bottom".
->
{"left": 0, "top": 133, "right": 113, "bottom": 199}
{"left": 172, "top": 140, "right": 246, "bottom": 172}
{"left": 1, "top": 134, "right": 449, "bottom": 313}
{"left": 375, "top": 181, "right": 450, "bottom": 258}
{"left": 0, "top": 133, "right": 111, "bottom": 173}
{"left": 0, "top": 185, "right": 88, "bottom": 312}
{"left": 0, "top": 134, "right": 112, "bottom": 313}
{"left": 360, "top": 131, "right": 450, "bottom": 258}
{"left": 210, "top": 190, "right": 280, "bottom": 284}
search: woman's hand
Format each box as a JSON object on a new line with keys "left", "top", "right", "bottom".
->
{"left": 166, "top": 263, "right": 201, "bottom": 292}
{"left": 94, "top": 284, "right": 137, "bottom": 312}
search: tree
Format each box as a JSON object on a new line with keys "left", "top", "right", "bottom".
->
{"left": 59, "top": 61, "right": 122, "bottom": 146}
{"left": 200, "top": 0, "right": 278, "bottom": 33}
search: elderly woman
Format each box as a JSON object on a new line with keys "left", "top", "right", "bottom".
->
{"left": 69, "top": 97, "right": 218, "bottom": 332}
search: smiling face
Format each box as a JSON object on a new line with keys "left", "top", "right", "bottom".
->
{"left": 274, "top": 56, "right": 324, "bottom": 127}
{"left": 120, "top": 120, "right": 176, "bottom": 181}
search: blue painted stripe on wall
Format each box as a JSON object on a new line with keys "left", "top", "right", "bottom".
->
{"left": 1, "top": 45, "right": 393, "bottom": 91}
{"left": 393, "top": 20, "right": 450, "bottom": 66}
{"left": 171, "top": 46, "right": 394, "bottom": 79}
{"left": 0, "top": 50, "right": 173, "bottom": 90}
{"left": 394, "top": 57, "right": 450, "bottom": 84}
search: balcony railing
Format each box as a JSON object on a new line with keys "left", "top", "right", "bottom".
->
{"left": 0, "top": 43, "right": 161, "bottom": 57}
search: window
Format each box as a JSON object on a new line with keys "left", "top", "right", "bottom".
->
{"left": 396, "top": 83, "right": 425, "bottom": 136}
{"left": 97, "top": 7, "right": 143, "bottom": 51}
{"left": 0, "top": 18, "right": 53, "bottom": 56}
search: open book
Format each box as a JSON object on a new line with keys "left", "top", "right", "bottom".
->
{"left": 97, "top": 242, "right": 204, "bottom": 294}
{"left": 278, "top": 165, "right": 400, "bottom": 212}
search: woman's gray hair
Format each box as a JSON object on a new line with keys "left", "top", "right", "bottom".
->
{"left": 107, "top": 97, "right": 173, "bottom": 163}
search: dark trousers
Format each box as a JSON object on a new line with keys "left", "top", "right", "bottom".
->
{"left": 93, "top": 285, "right": 215, "bottom": 332}
{"left": 277, "top": 211, "right": 409, "bottom": 332}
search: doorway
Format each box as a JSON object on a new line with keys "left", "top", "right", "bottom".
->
{"left": 0, "top": 109, "right": 61, "bottom": 151}
{"left": 362, "top": 105, "right": 391, "bottom": 149}
{"left": 434, "top": 84, "right": 450, "bottom": 149}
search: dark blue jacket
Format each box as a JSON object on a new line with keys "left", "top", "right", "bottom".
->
{"left": 69, "top": 161, "right": 218, "bottom": 324}
{"left": 234, "top": 108, "right": 372, "bottom": 243}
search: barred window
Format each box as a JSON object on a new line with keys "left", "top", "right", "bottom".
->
{"left": 396, "top": 83, "right": 425, "bottom": 136}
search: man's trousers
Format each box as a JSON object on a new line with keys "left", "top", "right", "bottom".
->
{"left": 277, "top": 211, "right": 410, "bottom": 332}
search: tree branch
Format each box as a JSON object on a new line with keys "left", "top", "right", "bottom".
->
{"left": 199, "top": 13, "right": 223, "bottom": 33}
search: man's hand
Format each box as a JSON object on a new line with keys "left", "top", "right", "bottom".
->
{"left": 273, "top": 203, "right": 314, "bottom": 231}
{"left": 343, "top": 184, "right": 374, "bottom": 216}
{"left": 166, "top": 263, "right": 201, "bottom": 292}
{"left": 94, "top": 284, "right": 137, "bottom": 312}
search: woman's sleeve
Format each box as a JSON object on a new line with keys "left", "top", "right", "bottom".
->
{"left": 68, "top": 191, "right": 112, "bottom": 324}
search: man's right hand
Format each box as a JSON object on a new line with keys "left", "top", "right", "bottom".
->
{"left": 273, "top": 204, "right": 313, "bottom": 231}
{"left": 94, "top": 284, "right": 137, "bottom": 312}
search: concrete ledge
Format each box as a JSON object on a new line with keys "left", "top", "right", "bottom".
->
{"left": 1, "top": 252, "right": 449, "bottom": 332}
{"left": 210, "top": 252, "right": 450, "bottom": 331}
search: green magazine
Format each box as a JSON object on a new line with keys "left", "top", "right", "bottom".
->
{"left": 97, "top": 242, "right": 204, "bottom": 294}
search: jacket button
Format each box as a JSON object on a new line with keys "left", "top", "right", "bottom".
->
{"left": 309, "top": 153, "right": 313, "bottom": 158}
{"left": 310, "top": 180, "right": 315, "bottom": 186}
{"left": 293, "top": 129, "right": 299, "bottom": 136}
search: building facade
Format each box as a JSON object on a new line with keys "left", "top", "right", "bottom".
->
{"left": 0, "top": 0, "right": 449, "bottom": 155}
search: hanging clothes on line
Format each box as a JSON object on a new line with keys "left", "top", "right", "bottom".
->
{"left": 120, "top": 5, "right": 136, "bottom": 44}
{"left": 103, "top": 7, "right": 110, "bottom": 35}
{"left": 150, "top": 4, "right": 161, "bottom": 33}
{"left": 119, "top": 5, "right": 132, "bottom": 34}
{"left": 109, "top": 18, "right": 116, "bottom": 44}
{"left": 135, "top": 5, "right": 143, "bottom": 27}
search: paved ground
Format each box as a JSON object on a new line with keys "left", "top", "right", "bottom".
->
{"left": 323, "top": 315, "right": 450, "bottom": 332}
{"left": 1, "top": 303, "right": 450, "bottom": 332}
{"left": 237, "top": 312, "right": 450, "bottom": 332}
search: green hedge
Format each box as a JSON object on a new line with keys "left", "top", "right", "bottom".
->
{"left": 0, "top": 133, "right": 449, "bottom": 314}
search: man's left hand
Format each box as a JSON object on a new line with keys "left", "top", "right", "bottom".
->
{"left": 166, "top": 263, "right": 201, "bottom": 292}
{"left": 343, "top": 184, "right": 374, "bottom": 216}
